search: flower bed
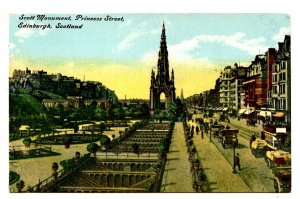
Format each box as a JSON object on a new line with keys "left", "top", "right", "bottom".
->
{"left": 36, "top": 134, "right": 102, "bottom": 145}
{"left": 9, "top": 148, "right": 61, "bottom": 160}
{"left": 9, "top": 170, "right": 20, "bottom": 185}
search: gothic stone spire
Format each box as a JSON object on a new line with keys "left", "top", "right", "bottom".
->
{"left": 157, "top": 23, "right": 170, "bottom": 83}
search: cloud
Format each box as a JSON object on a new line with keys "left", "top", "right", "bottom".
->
{"left": 9, "top": 43, "right": 16, "bottom": 50}
{"left": 272, "top": 27, "right": 291, "bottom": 41}
{"left": 118, "top": 19, "right": 133, "bottom": 30}
{"left": 15, "top": 28, "right": 34, "bottom": 38}
{"left": 117, "top": 22, "right": 161, "bottom": 52}
{"left": 150, "top": 28, "right": 161, "bottom": 34}
{"left": 38, "top": 28, "right": 52, "bottom": 36}
{"left": 168, "top": 32, "right": 268, "bottom": 58}
{"left": 117, "top": 31, "right": 143, "bottom": 52}
{"left": 9, "top": 43, "right": 17, "bottom": 57}
{"left": 14, "top": 20, "right": 52, "bottom": 39}
{"left": 143, "top": 32, "right": 267, "bottom": 63}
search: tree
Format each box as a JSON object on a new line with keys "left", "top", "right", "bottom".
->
{"left": 100, "top": 135, "right": 111, "bottom": 146}
{"left": 57, "top": 103, "right": 65, "bottom": 123}
{"left": 62, "top": 135, "right": 72, "bottom": 148}
{"left": 87, "top": 142, "right": 99, "bottom": 156}
{"left": 108, "top": 104, "right": 115, "bottom": 126}
{"left": 158, "top": 137, "right": 170, "bottom": 158}
{"left": 73, "top": 121, "right": 79, "bottom": 133}
{"left": 131, "top": 143, "right": 140, "bottom": 157}
{"left": 175, "top": 97, "right": 184, "bottom": 116}
{"left": 99, "top": 122, "right": 106, "bottom": 136}
{"left": 116, "top": 105, "right": 125, "bottom": 120}
{"left": 86, "top": 101, "right": 97, "bottom": 120}
{"left": 22, "top": 137, "right": 32, "bottom": 148}
{"left": 140, "top": 103, "right": 150, "bottom": 118}
{"left": 166, "top": 101, "right": 176, "bottom": 120}
{"left": 95, "top": 107, "right": 107, "bottom": 123}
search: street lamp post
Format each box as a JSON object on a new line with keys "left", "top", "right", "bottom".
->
{"left": 209, "top": 121, "right": 212, "bottom": 142}
{"left": 209, "top": 126, "right": 212, "bottom": 142}
{"left": 232, "top": 137, "right": 237, "bottom": 174}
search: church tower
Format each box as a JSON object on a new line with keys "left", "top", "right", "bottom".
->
{"left": 150, "top": 23, "right": 176, "bottom": 115}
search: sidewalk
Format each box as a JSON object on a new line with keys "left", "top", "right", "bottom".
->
{"left": 192, "top": 131, "right": 252, "bottom": 192}
{"left": 160, "top": 122, "right": 194, "bottom": 192}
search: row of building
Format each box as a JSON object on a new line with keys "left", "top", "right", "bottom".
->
{"left": 187, "top": 35, "right": 291, "bottom": 123}
{"left": 42, "top": 97, "right": 110, "bottom": 109}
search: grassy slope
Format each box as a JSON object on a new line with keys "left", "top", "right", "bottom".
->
{"left": 10, "top": 93, "right": 45, "bottom": 115}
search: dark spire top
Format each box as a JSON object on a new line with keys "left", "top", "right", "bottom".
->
{"left": 161, "top": 22, "right": 166, "bottom": 41}
{"left": 157, "top": 22, "right": 169, "bottom": 83}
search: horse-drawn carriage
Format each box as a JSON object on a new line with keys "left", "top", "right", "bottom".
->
{"left": 219, "top": 129, "right": 239, "bottom": 149}
{"left": 247, "top": 119, "right": 256, "bottom": 126}
{"left": 211, "top": 124, "right": 225, "bottom": 138}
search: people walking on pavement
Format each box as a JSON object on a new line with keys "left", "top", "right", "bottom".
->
{"left": 250, "top": 134, "right": 257, "bottom": 148}
{"left": 234, "top": 153, "right": 241, "bottom": 171}
{"left": 196, "top": 125, "right": 199, "bottom": 135}
{"left": 191, "top": 125, "right": 194, "bottom": 137}
{"left": 201, "top": 128, "right": 204, "bottom": 139}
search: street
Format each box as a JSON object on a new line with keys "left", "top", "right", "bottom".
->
{"left": 189, "top": 112, "right": 275, "bottom": 192}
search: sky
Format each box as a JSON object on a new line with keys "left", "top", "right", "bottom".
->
{"left": 9, "top": 14, "right": 290, "bottom": 99}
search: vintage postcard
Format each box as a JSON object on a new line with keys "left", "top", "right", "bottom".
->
{"left": 8, "top": 13, "right": 292, "bottom": 194}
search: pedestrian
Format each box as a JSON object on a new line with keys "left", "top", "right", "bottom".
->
{"left": 201, "top": 128, "right": 204, "bottom": 139}
{"left": 196, "top": 125, "right": 199, "bottom": 135}
{"left": 250, "top": 134, "right": 256, "bottom": 148}
{"left": 191, "top": 125, "right": 194, "bottom": 137}
{"left": 234, "top": 153, "right": 241, "bottom": 171}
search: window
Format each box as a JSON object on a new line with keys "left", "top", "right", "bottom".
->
{"left": 279, "top": 85, "right": 281, "bottom": 94}
{"left": 273, "top": 64, "right": 278, "bottom": 73}
{"left": 282, "top": 72, "right": 286, "bottom": 81}
{"left": 281, "top": 61, "right": 286, "bottom": 70}
{"left": 279, "top": 84, "right": 286, "bottom": 94}
{"left": 279, "top": 73, "right": 282, "bottom": 81}
{"left": 273, "top": 74, "right": 278, "bottom": 82}
{"left": 283, "top": 99, "right": 286, "bottom": 109}
{"left": 273, "top": 86, "right": 277, "bottom": 94}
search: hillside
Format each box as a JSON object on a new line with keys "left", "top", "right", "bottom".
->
{"left": 32, "top": 90, "right": 64, "bottom": 100}
{"left": 9, "top": 93, "right": 45, "bottom": 116}
{"left": 10, "top": 68, "right": 118, "bottom": 102}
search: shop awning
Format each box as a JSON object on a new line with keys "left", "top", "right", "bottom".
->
{"left": 244, "top": 109, "right": 254, "bottom": 115}
{"left": 238, "top": 109, "right": 246, "bottom": 114}
{"left": 258, "top": 111, "right": 272, "bottom": 117}
{"left": 243, "top": 79, "right": 255, "bottom": 85}
{"left": 276, "top": 128, "right": 286, "bottom": 133}
{"left": 273, "top": 112, "right": 285, "bottom": 118}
